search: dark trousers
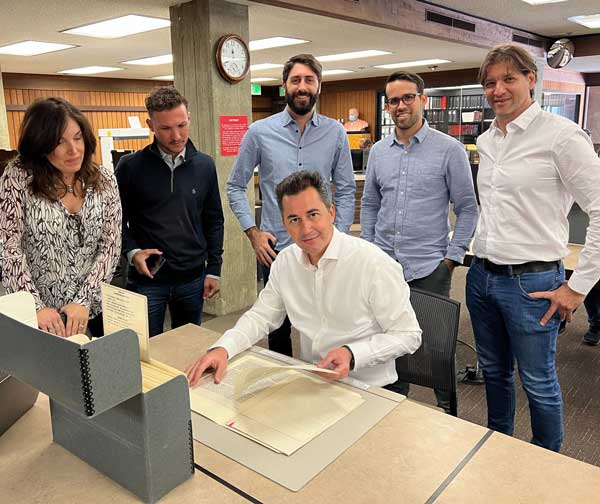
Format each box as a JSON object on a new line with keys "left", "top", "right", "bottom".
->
{"left": 386, "top": 260, "right": 453, "bottom": 413}
{"left": 584, "top": 286, "right": 600, "bottom": 332}
{"left": 126, "top": 274, "right": 205, "bottom": 337}
{"left": 260, "top": 263, "right": 293, "bottom": 357}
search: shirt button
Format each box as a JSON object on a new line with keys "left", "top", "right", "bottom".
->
{"left": 400, "top": 191, "right": 404, "bottom": 195}
{"left": 402, "top": 171, "right": 406, "bottom": 175}
{"left": 296, "top": 130, "right": 299, "bottom": 133}
{"left": 299, "top": 163, "right": 302, "bottom": 166}
{"left": 299, "top": 146, "right": 302, "bottom": 149}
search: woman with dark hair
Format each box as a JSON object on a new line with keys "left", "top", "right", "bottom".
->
{"left": 0, "top": 97, "right": 121, "bottom": 337}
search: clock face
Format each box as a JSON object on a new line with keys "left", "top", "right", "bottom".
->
{"left": 219, "top": 36, "right": 249, "bottom": 81}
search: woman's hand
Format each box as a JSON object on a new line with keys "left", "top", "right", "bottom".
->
{"left": 37, "top": 307, "right": 66, "bottom": 337}
{"left": 59, "top": 303, "right": 90, "bottom": 337}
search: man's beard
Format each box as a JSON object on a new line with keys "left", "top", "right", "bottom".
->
{"left": 286, "top": 91, "right": 317, "bottom": 116}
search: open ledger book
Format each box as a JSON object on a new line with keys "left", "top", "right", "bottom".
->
{"left": 189, "top": 354, "right": 365, "bottom": 455}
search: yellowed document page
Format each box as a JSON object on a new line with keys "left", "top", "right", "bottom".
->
{"left": 101, "top": 283, "right": 150, "bottom": 361}
{"left": 190, "top": 354, "right": 364, "bottom": 455}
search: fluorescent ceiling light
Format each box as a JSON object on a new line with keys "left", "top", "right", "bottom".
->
{"left": 425, "top": 84, "right": 482, "bottom": 92}
{"left": 58, "top": 66, "right": 123, "bottom": 75}
{"left": 251, "top": 77, "right": 278, "bottom": 82}
{"left": 317, "top": 50, "right": 391, "bottom": 62}
{"left": 250, "top": 63, "right": 284, "bottom": 71}
{"left": 62, "top": 15, "right": 170, "bottom": 39}
{"left": 249, "top": 37, "right": 309, "bottom": 51}
{"left": 0, "top": 40, "right": 76, "bottom": 56}
{"left": 123, "top": 54, "right": 173, "bottom": 65}
{"left": 322, "top": 69, "right": 354, "bottom": 76}
{"left": 374, "top": 58, "right": 451, "bottom": 69}
{"left": 568, "top": 14, "right": 600, "bottom": 29}
{"left": 522, "top": 0, "right": 566, "bottom": 4}
{"left": 152, "top": 75, "right": 174, "bottom": 81}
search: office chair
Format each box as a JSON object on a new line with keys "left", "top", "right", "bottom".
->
{"left": 394, "top": 288, "right": 461, "bottom": 416}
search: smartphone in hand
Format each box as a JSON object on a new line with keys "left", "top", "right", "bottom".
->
{"left": 147, "top": 254, "right": 166, "bottom": 276}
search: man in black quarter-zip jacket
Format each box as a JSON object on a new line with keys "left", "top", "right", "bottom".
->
{"left": 115, "top": 87, "right": 224, "bottom": 336}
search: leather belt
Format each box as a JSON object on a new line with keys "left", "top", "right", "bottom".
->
{"left": 476, "top": 257, "right": 560, "bottom": 276}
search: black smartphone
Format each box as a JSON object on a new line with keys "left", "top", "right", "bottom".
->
{"left": 147, "top": 254, "right": 166, "bottom": 275}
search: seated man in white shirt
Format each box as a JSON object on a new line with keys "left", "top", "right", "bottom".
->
{"left": 186, "top": 171, "right": 421, "bottom": 387}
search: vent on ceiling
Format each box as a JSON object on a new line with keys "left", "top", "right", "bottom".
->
{"left": 512, "top": 33, "right": 544, "bottom": 48}
{"left": 426, "top": 10, "right": 476, "bottom": 33}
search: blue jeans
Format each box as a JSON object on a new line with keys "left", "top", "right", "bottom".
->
{"left": 584, "top": 287, "right": 600, "bottom": 332}
{"left": 127, "top": 275, "right": 205, "bottom": 337}
{"left": 465, "top": 258, "right": 565, "bottom": 452}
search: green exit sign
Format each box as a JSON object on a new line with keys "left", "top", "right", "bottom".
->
{"left": 251, "top": 84, "right": 262, "bottom": 96}
{"left": 279, "top": 86, "right": 285, "bottom": 97}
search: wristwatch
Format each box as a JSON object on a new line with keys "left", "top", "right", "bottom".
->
{"left": 343, "top": 345, "right": 355, "bottom": 370}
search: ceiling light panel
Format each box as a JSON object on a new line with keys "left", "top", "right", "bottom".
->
{"left": 322, "top": 70, "right": 354, "bottom": 76}
{"left": 521, "top": 0, "right": 566, "bottom": 4}
{"left": 58, "top": 66, "right": 123, "bottom": 75}
{"left": 152, "top": 75, "right": 174, "bottom": 80}
{"left": 374, "top": 59, "right": 451, "bottom": 69}
{"left": 62, "top": 15, "right": 170, "bottom": 39}
{"left": 568, "top": 14, "right": 600, "bottom": 29}
{"left": 123, "top": 54, "right": 173, "bottom": 65}
{"left": 317, "top": 50, "right": 391, "bottom": 62}
{"left": 250, "top": 63, "right": 284, "bottom": 71}
{"left": 249, "top": 37, "right": 309, "bottom": 51}
{"left": 0, "top": 41, "right": 76, "bottom": 56}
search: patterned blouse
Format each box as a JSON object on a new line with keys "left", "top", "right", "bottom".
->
{"left": 0, "top": 159, "right": 122, "bottom": 318}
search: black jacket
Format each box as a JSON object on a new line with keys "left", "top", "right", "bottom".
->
{"left": 115, "top": 139, "right": 224, "bottom": 284}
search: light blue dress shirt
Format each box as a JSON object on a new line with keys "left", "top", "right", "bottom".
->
{"left": 360, "top": 120, "right": 478, "bottom": 282}
{"left": 227, "top": 109, "right": 356, "bottom": 251}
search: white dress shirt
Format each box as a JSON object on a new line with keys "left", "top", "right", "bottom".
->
{"left": 474, "top": 101, "right": 600, "bottom": 295}
{"left": 210, "top": 228, "right": 422, "bottom": 386}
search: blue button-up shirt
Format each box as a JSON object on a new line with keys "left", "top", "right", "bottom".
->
{"left": 360, "top": 120, "right": 478, "bottom": 282}
{"left": 227, "top": 109, "right": 356, "bottom": 251}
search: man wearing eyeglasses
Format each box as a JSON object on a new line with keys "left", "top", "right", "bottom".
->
{"left": 360, "top": 71, "right": 478, "bottom": 413}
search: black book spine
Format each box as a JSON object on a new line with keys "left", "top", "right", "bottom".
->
{"left": 78, "top": 348, "right": 96, "bottom": 416}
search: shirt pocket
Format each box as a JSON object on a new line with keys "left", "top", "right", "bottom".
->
{"left": 413, "top": 168, "right": 447, "bottom": 199}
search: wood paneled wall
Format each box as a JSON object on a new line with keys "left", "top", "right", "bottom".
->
{"left": 2, "top": 74, "right": 169, "bottom": 165}
{"left": 319, "top": 89, "right": 377, "bottom": 136}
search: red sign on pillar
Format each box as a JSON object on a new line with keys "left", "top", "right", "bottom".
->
{"left": 219, "top": 115, "right": 248, "bottom": 156}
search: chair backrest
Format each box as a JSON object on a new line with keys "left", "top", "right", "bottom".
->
{"left": 395, "top": 288, "right": 460, "bottom": 394}
{"left": 0, "top": 149, "right": 18, "bottom": 177}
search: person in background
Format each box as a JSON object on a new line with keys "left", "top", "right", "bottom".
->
{"left": 360, "top": 71, "right": 478, "bottom": 413}
{"left": 187, "top": 171, "right": 421, "bottom": 387}
{"left": 466, "top": 45, "right": 600, "bottom": 452}
{"left": 116, "top": 87, "right": 224, "bottom": 337}
{"left": 0, "top": 97, "right": 121, "bottom": 337}
{"left": 344, "top": 107, "right": 369, "bottom": 131}
{"left": 227, "top": 54, "right": 355, "bottom": 357}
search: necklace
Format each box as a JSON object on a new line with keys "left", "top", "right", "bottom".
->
{"left": 66, "top": 184, "right": 74, "bottom": 193}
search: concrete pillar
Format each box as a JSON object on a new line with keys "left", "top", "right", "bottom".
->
{"left": 170, "top": 0, "right": 256, "bottom": 316}
{"left": 0, "top": 66, "right": 10, "bottom": 149}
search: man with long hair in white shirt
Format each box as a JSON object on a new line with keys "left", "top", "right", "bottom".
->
{"left": 466, "top": 45, "right": 600, "bottom": 452}
{"left": 187, "top": 171, "right": 421, "bottom": 388}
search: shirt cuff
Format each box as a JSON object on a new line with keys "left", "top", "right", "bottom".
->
{"left": 127, "top": 248, "right": 141, "bottom": 265}
{"left": 445, "top": 246, "right": 467, "bottom": 264}
{"left": 205, "top": 274, "right": 220, "bottom": 281}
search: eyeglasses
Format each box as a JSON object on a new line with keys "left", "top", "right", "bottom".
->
{"left": 386, "top": 93, "right": 421, "bottom": 107}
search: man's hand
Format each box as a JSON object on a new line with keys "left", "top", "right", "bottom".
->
{"left": 530, "top": 282, "right": 586, "bottom": 326}
{"left": 316, "top": 347, "right": 353, "bottom": 380}
{"left": 185, "top": 347, "right": 229, "bottom": 387}
{"left": 203, "top": 277, "right": 220, "bottom": 299}
{"left": 37, "top": 307, "right": 66, "bottom": 337}
{"left": 443, "top": 258, "right": 457, "bottom": 273}
{"left": 245, "top": 227, "right": 277, "bottom": 267}
{"left": 60, "top": 303, "right": 90, "bottom": 337}
{"left": 132, "top": 249, "right": 163, "bottom": 278}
